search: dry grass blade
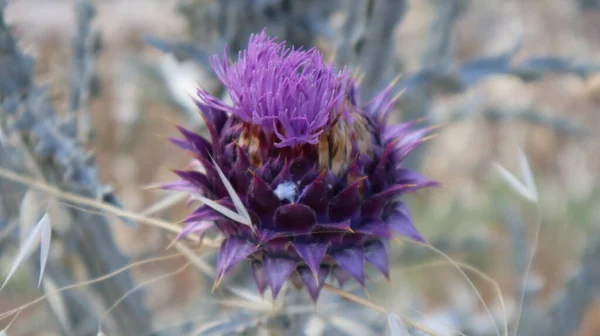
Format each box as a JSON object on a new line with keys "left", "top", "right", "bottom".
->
{"left": 1, "top": 213, "right": 48, "bottom": 290}
{"left": 210, "top": 156, "right": 251, "bottom": 225}
{"left": 42, "top": 278, "right": 70, "bottom": 332}
{"left": 190, "top": 193, "right": 250, "bottom": 227}
{"left": 517, "top": 146, "right": 537, "bottom": 199}
{"left": 187, "top": 318, "right": 229, "bottom": 336}
{"left": 0, "top": 309, "right": 21, "bottom": 334}
{"left": 513, "top": 205, "right": 542, "bottom": 336}
{"left": 387, "top": 312, "right": 409, "bottom": 336}
{"left": 0, "top": 167, "right": 223, "bottom": 246}
{"left": 38, "top": 212, "right": 52, "bottom": 288}
{"left": 174, "top": 242, "right": 215, "bottom": 276}
{"left": 322, "top": 285, "right": 443, "bottom": 336}
{"left": 141, "top": 192, "right": 189, "bottom": 216}
{"left": 227, "top": 286, "right": 266, "bottom": 305}
{"left": 397, "top": 238, "right": 506, "bottom": 336}
{"left": 493, "top": 163, "right": 536, "bottom": 202}
{"left": 98, "top": 263, "right": 191, "bottom": 332}
{"left": 493, "top": 147, "right": 538, "bottom": 203}
{"left": 177, "top": 242, "right": 270, "bottom": 307}
{"left": 401, "top": 258, "right": 508, "bottom": 336}
{"left": 0, "top": 252, "right": 185, "bottom": 320}
{"left": 330, "top": 315, "right": 377, "bottom": 336}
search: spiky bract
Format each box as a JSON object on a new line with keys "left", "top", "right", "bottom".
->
{"left": 165, "top": 30, "right": 437, "bottom": 302}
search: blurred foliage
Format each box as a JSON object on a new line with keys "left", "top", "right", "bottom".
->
{"left": 0, "top": 0, "right": 600, "bottom": 335}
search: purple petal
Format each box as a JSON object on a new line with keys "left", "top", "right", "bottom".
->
{"left": 332, "top": 246, "right": 365, "bottom": 286}
{"left": 177, "top": 221, "right": 215, "bottom": 240}
{"left": 357, "top": 218, "right": 391, "bottom": 238}
{"left": 328, "top": 180, "right": 362, "bottom": 222}
{"left": 160, "top": 179, "right": 197, "bottom": 193}
{"left": 387, "top": 203, "right": 425, "bottom": 243}
{"left": 251, "top": 261, "right": 268, "bottom": 295}
{"left": 258, "top": 229, "right": 286, "bottom": 243}
{"left": 299, "top": 267, "right": 329, "bottom": 303}
{"left": 274, "top": 203, "right": 317, "bottom": 233}
{"left": 370, "top": 183, "right": 418, "bottom": 202}
{"left": 364, "top": 79, "right": 396, "bottom": 118}
{"left": 193, "top": 96, "right": 227, "bottom": 146}
{"left": 381, "top": 121, "right": 418, "bottom": 144}
{"left": 206, "top": 31, "right": 348, "bottom": 148}
{"left": 317, "top": 220, "right": 352, "bottom": 231}
{"left": 168, "top": 137, "right": 196, "bottom": 153}
{"left": 173, "top": 170, "right": 211, "bottom": 194}
{"left": 230, "top": 147, "right": 251, "bottom": 195}
{"left": 392, "top": 129, "right": 430, "bottom": 161}
{"left": 247, "top": 174, "right": 281, "bottom": 223}
{"left": 262, "top": 236, "right": 295, "bottom": 255}
{"left": 395, "top": 168, "right": 439, "bottom": 190}
{"left": 294, "top": 242, "right": 328, "bottom": 276}
{"left": 264, "top": 256, "right": 297, "bottom": 299}
{"left": 270, "top": 161, "right": 292, "bottom": 188}
{"left": 332, "top": 266, "right": 351, "bottom": 287}
{"left": 298, "top": 173, "right": 329, "bottom": 214}
{"left": 216, "top": 237, "right": 257, "bottom": 279}
{"left": 365, "top": 240, "right": 390, "bottom": 279}
{"left": 361, "top": 197, "right": 386, "bottom": 219}
{"left": 310, "top": 229, "right": 345, "bottom": 249}
{"left": 176, "top": 126, "right": 213, "bottom": 157}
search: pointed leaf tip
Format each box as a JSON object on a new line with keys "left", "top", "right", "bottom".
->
{"left": 209, "top": 155, "right": 252, "bottom": 225}
{"left": 294, "top": 242, "right": 328, "bottom": 278}
{"left": 299, "top": 267, "right": 329, "bottom": 303}
{"left": 518, "top": 146, "right": 538, "bottom": 202}
{"left": 493, "top": 158, "right": 538, "bottom": 203}
{"left": 332, "top": 246, "right": 365, "bottom": 286}
{"left": 38, "top": 213, "right": 52, "bottom": 287}
{"left": 365, "top": 240, "right": 389, "bottom": 279}
{"left": 190, "top": 155, "right": 254, "bottom": 233}
{"left": 264, "top": 256, "right": 297, "bottom": 300}
{"left": 2, "top": 213, "right": 50, "bottom": 290}
{"left": 251, "top": 261, "right": 268, "bottom": 295}
{"left": 388, "top": 203, "right": 425, "bottom": 243}
{"left": 215, "top": 237, "right": 256, "bottom": 281}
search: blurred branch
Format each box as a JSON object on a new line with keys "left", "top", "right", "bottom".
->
{"left": 420, "top": 0, "right": 465, "bottom": 71}
{"left": 523, "top": 228, "right": 600, "bottom": 336}
{"left": 0, "top": 1, "right": 151, "bottom": 335}
{"left": 438, "top": 105, "right": 591, "bottom": 138}
{"left": 69, "top": 0, "right": 101, "bottom": 142}
{"left": 145, "top": 0, "right": 339, "bottom": 125}
{"left": 393, "top": 236, "right": 490, "bottom": 264}
{"left": 336, "top": 0, "right": 408, "bottom": 100}
{"left": 401, "top": 54, "right": 600, "bottom": 95}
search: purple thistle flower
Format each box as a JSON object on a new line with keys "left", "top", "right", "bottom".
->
{"left": 166, "top": 30, "right": 438, "bottom": 302}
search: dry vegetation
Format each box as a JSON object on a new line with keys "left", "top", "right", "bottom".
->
{"left": 1, "top": 0, "right": 600, "bottom": 335}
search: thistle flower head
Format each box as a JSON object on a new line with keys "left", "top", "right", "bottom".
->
{"left": 165, "top": 30, "right": 437, "bottom": 302}
{"left": 203, "top": 32, "right": 348, "bottom": 148}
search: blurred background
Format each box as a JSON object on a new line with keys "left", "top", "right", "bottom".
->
{"left": 1, "top": 0, "right": 599, "bottom": 335}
